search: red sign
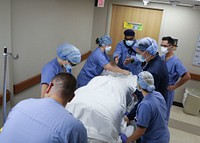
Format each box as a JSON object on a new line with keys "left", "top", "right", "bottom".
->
{"left": 97, "top": 0, "right": 105, "bottom": 7}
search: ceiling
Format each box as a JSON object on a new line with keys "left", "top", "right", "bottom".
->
{"left": 148, "top": 0, "right": 200, "bottom": 6}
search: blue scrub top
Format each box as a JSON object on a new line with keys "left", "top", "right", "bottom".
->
{"left": 161, "top": 55, "right": 188, "bottom": 121}
{"left": 113, "top": 40, "right": 142, "bottom": 75}
{"left": 136, "top": 91, "right": 170, "bottom": 143}
{"left": 143, "top": 53, "right": 169, "bottom": 101}
{"left": 161, "top": 55, "right": 188, "bottom": 85}
{"left": 77, "top": 47, "right": 110, "bottom": 88}
{"left": 0, "top": 98, "right": 87, "bottom": 143}
{"left": 41, "top": 58, "right": 64, "bottom": 85}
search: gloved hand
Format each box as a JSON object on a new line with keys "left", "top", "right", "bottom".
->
{"left": 120, "top": 133, "right": 128, "bottom": 143}
{"left": 124, "top": 111, "right": 129, "bottom": 116}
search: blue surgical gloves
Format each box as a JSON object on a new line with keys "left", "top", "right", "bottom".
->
{"left": 120, "top": 133, "right": 128, "bottom": 143}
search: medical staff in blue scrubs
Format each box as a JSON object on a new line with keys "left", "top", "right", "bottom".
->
{"left": 120, "top": 71, "right": 169, "bottom": 143}
{"left": 125, "top": 38, "right": 169, "bottom": 143}
{"left": 77, "top": 35, "right": 130, "bottom": 88}
{"left": 161, "top": 36, "right": 191, "bottom": 121}
{"left": 113, "top": 29, "right": 142, "bottom": 75}
{"left": 41, "top": 42, "right": 81, "bottom": 97}
{"left": 0, "top": 73, "right": 87, "bottom": 143}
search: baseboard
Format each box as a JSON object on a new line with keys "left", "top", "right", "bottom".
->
{"left": 173, "top": 101, "right": 183, "bottom": 108}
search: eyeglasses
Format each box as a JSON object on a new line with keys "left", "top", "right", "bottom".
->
{"left": 68, "top": 61, "right": 76, "bottom": 67}
{"left": 160, "top": 44, "right": 171, "bottom": 48}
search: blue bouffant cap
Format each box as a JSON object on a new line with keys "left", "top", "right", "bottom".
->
{"left": 137, "top": 37, "right": 158, "bottom": 55}
{"left": 96, "top": 35, "right": 112, "bottom": 46}
{"left": 56, "top": 42, "right": 81, "bottom": 64}
{"left": 138, "top": 71, "right": 155, "bottom": 92}
{"left": 124, "top": 29, "right": 135, "bottom": 36}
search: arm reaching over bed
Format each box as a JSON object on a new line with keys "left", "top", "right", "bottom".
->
{"left": 66, "top": 72, "right": 137, "bottom": 143}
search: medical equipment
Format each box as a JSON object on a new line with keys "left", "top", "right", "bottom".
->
{"left": 66, "top": 72, "right": 137, "bottom": 143}
{"left": 2, "top": 46, "right": 18, "bottom": 124}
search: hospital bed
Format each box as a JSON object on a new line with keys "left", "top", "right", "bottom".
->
{"left": 66, "top": 72, "right": 137, "bottom": 143}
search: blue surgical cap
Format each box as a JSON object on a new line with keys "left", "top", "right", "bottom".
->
{"left": 138, "top": 71, "right": 155, "bottom": 92}
{"left": 137, "top": 37, "right": 158, "bottom": 55}
{"left": 97, "top": 35, "right": 112, "bottom": 46}
{"left": 56, "top": 42, "right": 81, "bottom": 64}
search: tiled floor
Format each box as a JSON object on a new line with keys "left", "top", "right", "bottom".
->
{"left": 169, "top": 106, "right": 200, "bottom": 143}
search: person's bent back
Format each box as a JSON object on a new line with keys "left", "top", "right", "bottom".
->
{"left": 0, "top": 73, "right": 87, "bottom": 143}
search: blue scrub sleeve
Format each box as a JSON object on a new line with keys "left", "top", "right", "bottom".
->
{"left": 136, "top": 103, "right": 151, "bottom": 128}
{"left": 175, "top": 59, "right": 188, "bottom": 77}
{"left": 93, "top": 51, "right": 110, "bottom": 67}
{"left": 113, "top": 43, "right": 123, "bottom": 59}
{"left": 41, "top": 66, "right": 55, "bottom": 85}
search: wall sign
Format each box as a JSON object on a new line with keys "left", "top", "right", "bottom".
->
{"left": 192, "top": 33, "right": 200, "bottom": 67}
{"left": 95, "top": 0, "right": 105, "bottom": 7}
{"left": 123, "top": 21, "right": 143, "bottom": 31}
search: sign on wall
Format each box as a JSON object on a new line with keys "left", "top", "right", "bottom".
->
{"left": 123, "top": 21, "right": 143, "bottom": 31}
{"left": 192, "top": 33, "right": 200, "bottom": 67}
{"left": 95, "top": 0, "right": 105, "bottom": 7}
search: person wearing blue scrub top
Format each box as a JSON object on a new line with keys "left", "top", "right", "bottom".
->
{"left": 113, "top": 29, "right": 142, "bottom": 75}
{"left": 0, "top": 73, "right": 88, "bottom": 143}
{"left": 161, "top": 36, "right": 191, "bottom": 121}
{"left": 120, "top": 71, "right": 169, "bottom": 143}
{"left": 125, "top": 37, "right": 169, "bottom": 124}
{"left": 77, "top": 35, "right": 130, "bottom": 88}
{"left": 41, "top": 42, "right": 81, "bottom": 97}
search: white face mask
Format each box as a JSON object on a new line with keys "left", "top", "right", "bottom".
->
{"left": 160, "top": 46, "right": 168, "bottom": 54}
{"left": 125, "top": 40, "right": 134, "bottom": 46}
{"left": 136, "top": 53, "right": 146, "bottom": 62}
{"left": 63, "top": 64, "right": 72, "bottom": 74}
{"left": 105, "top": 46, "right": 112, "bottom": 53}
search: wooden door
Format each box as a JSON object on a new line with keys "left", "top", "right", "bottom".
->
{"left": 109, "top": 4, "right": 163, "bottom": 55}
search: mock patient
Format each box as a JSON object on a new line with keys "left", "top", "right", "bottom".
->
{"left": 66, "top": 71, "right": 137, "bottom": 143}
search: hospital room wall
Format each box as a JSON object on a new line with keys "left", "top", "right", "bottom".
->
{"left": 0, "top": 0, "right": 95, "bottom": 126}
{"left": 91, "top": 0, "right": 200, "bottom": 103}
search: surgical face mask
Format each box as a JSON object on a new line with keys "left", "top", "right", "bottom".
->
{"left": 125, "top": 40, "right": 134, "bottom": 46}
{"left": 136, "top": 53, "right": 146, "bottom": 62}
{"left": 105, "top": 46, "right": 112, "bottom": 53}
{"left": 160, "top": 46, "right": 168, "bottom": 54}
{"left": 63, "top": 64, "right": 72, "bottom": 74}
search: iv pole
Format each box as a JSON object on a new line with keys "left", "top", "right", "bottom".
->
{"left": 3, "top": 46, "right": 18, "bottom": 124}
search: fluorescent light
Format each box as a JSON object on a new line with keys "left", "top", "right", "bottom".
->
{"left": 143, "top": 0, "right": 149, "bottom": 6}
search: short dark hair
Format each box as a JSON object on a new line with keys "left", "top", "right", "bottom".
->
{"left": 52, "top": 73, "right": 76, "bottom": 99}
{"left": 162, "top": 36, "right": 174, "bottom": 46}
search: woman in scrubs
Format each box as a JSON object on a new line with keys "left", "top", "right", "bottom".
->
{"left": 120, "top": 71, "right": 170, "bottom": 143}
{"left": 77, "top": 35, "right": 130, "bottom": 88}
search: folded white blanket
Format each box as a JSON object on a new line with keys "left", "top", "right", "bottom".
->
{"left": 66, "top": 73, "right": 137, "bottom": 143}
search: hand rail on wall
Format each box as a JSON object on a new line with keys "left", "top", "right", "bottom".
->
{"left": 0, "top": 90, "right": 10, "bottom": 106}
{"left": 1, "top": 51, "right": 200, "bottom": 99}
{"left": 190, "top": 73, "right": 200, "bottom": 81}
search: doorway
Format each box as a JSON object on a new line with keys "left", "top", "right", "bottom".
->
{"left": 109, "top": 4, "right": 163, "bottom": 55}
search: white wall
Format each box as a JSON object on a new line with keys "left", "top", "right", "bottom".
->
{"left": 0, "top": 0, "right": 95, "bottom": 127}
{"left": 11, "top": 0, "right": 94, "bottom": 84}
{"left": 91, "top": 0, "right": 200, "bottom": 102}
{"left": 0, "top": 0, "right": 11, "bottom": 93}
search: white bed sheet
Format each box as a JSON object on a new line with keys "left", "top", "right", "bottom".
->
{"left": 66, "top": 73, "right": 137, "bottom": 143}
